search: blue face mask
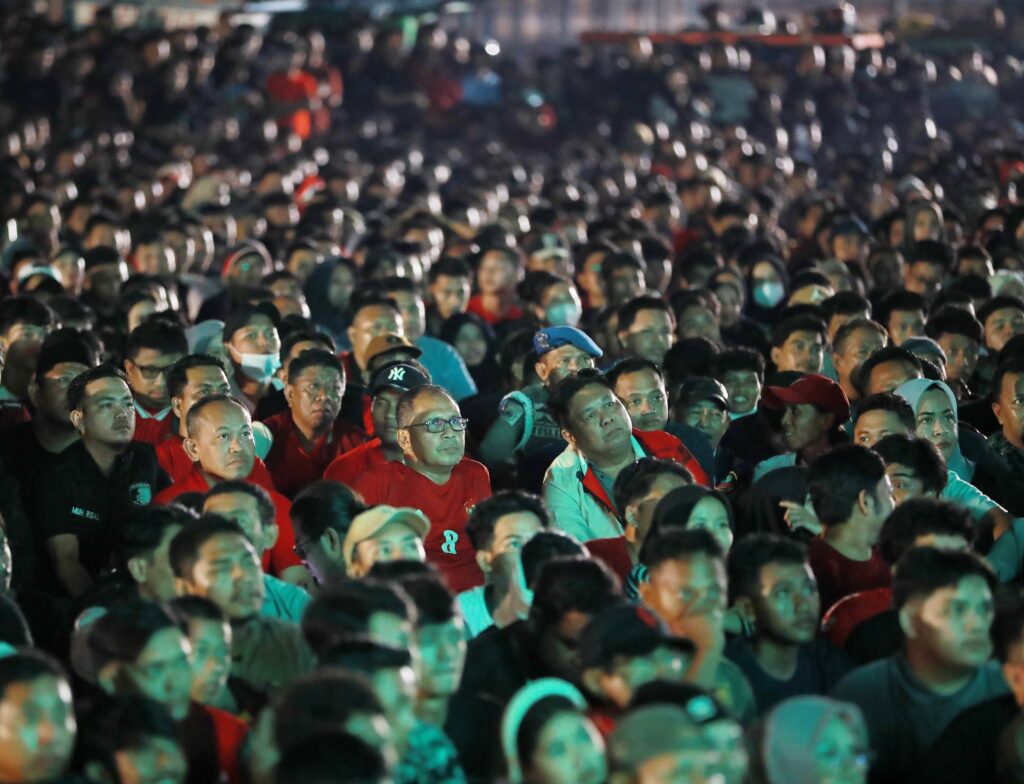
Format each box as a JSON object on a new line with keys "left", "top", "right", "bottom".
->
{"left": 546, "top": 300, "right": 582, "bottom": 327}
{"left": 230, "top": 347, "right": 281, "bottom": 383}
{"left": 752, "top": 280, "right": 785, "bottom": 308}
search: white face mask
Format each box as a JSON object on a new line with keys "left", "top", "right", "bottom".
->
{"left": 752, "top": 280, "right": 785, "bottom": 308}
{"left": 229, "top": 345, "right": 281, "bottom": 383}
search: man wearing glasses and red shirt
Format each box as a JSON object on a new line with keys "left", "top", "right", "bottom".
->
{"left": 351, "top": 384, "right": 491, "bottom": 592}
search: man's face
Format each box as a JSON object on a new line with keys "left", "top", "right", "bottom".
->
{"left": 936, "top": 333, "right": 979, "bottom": 382}
{"left": 853, "top": 409, "right": 911, "bottom": 448}
{"left": 750, "top": 561, "right": 820, "bottom": 645}
{"left": 203, "top": 492, "right": 267, "bottom": 552}
{"left": 351, "top": 521, "right": 426, "bottom": 577}
{"left": 179, "top": 532, "right": 264, "bottom": 620}
{"left": 642, "top": 554, "right": 727, "bottom": 631}
{"left": 620, "top": 308, "right": 675, "bottom": 364}
{"left": 614, "top": 369, "right": 668, "bottom": 432}
{"left": 122, "top": 628, "right": 194, "bottom": 721}
{"left": 416, "top": 617, "right": 467, "bottom": 699}
{"left": 286, "top": 364, "right": 344, "bottom": 434}
{"left": 173, "top": 366, "right": 230, "bottom": 423}
{"left": 781, "top": 403, "right": 832, "bottom": 452}
{"left": 867, "top": 360, "right": 921, "bottom": 395}
{"left": 370, "top": 667, "right": 418, "bottom": 753}
{"left": 719, "top": 370, "right": 761, "bottom": 415}
{"left": 399, "top": 390, "right": 465, "bottom": 471}
{"left": 187, "top": 401, "right": 255, "bottom": 481}
{"left": 984, "top": 308, "right": 1024, "bottom": 352}
{"left": 113, "top": 734, "right": 187, "bottom": 784}
{"left": 677, "top": 305, "right": 720, "bottom": 345}
{"left": 386, "top": 289, "right": 426, "bottom": 342}
{"left": 185, "top": 619, "right": 231, "bottom": 706}
{"left": 834, "top": 328, "right": 886, "bottom": 389}
{"left": 885, "top": 462, "right": 931, "bottom": 504}
{"left": 74, "top": 376, "right": 135, "bottom": 448}
{"left": 228, "top": 316, "right": 281, "bottom": 360}
{"left": 486, "top": 511, "right": 544, "bottom": 563}
{"left": 681, "top": 399, "right": 729, "bottom": 450}
{"left": 566, "top": 384, "right": 633, "bottom": 459}
{"left": 371, "top": 388, "right": 403, "bottom": 448}
{"left": 915, "top": 388, "right": 957, "bottom": 461}
{"left": 348, "top": 306, "right": 403, "bottom": 369}
{"left": 33, "top": 361, "right": 88, "bottom": 427}
{"left": 771, "top": 330, "right": 824, "bottom": 374}
{"left": 832, "top": 232, "right": 865, "bottom": 264}
{"left": 537, "top": 609, "right": 593, "bottom": 683}
{"left": 85, "top": 262, "right": 129, "bottom": 306}
{"left": 135, "top": 242, "right": 176, "bottom": 277}
{"left": 0, "top": 676, "right": 76, "bottom": 784}
{"left": 994, "top": 372, "right": 1024, "bottom": 447}
{"left": 607, "top": 267, "right": 645, "bottom": 305}
{"left": 866, "top": 476, "right": 896, "bottom": 532}
{"left": 888, "top": 309, "right": 927, "bottom": 346}
{"left": 135, "top": 525, "right": 183, "bottom": 602}
{"left": 429, "top": 274, "right": 471, "bottom": 320}
{"left": 904, "top": 262, "right": 943, "bottom": 301}
{"left": 528, "top": 710, "right": 607, "bottom": 784}
{"left": 906, "top": 575, "right": 994, "bottom": 671}
{"left": 536, "top": 345, "right": 596, "bottom": 387}
{"left": 125, "top": 347, "right": 184, "bottom": 410}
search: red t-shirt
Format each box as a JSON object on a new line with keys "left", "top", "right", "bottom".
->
{"left": 808, "top": 538, "right": 892, "bottom": 616}
{"left": 133, "top": 411, "right": 174, "bottom": 446}
{"left": 351, "top": 458, "right": 491, "bottom": 592}
{"left": 205, "top": 704, "right": 248, "bottom": 784}
{"left": 323, "top": 438, "right": 388, "bottom": 489}
{"left": 467, "top": 294, "right": 523, "bottom": 325}
{"left": 154, "top": 435, "right": 276, "bottom": 489}
{"left": 266, "top": 70, "right": 317, "bottom": 140}
{"left": 262, "top": 410, "right": 369, "bottom": 498}
{"left": 154, "top": 465, "right": 302, "bottom": 577}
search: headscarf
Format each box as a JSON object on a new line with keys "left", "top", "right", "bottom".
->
{"left": 440, "top": 311, "right": 501, "bottom": 394}
{"left": 762, "top": 696, "right": 868, "bottom": 784}
{"left": 501, "top": 678, "right": 588, "bottom": 784}
{"left": 893, "top": 377, "right": 972, "bottom": 480}
{"left": 304, "top": 256, "right": 356, "bottom": 346}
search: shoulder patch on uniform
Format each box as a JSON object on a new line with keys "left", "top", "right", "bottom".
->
{"left": 499, "top": 398, "right": 525, "bottom": 425}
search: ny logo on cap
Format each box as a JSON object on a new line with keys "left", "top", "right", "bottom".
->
{"left": 388, "top": 367, "right": 406, "bottom": 381}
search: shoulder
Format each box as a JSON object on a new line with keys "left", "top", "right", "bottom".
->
{"left": 457, "top": 458, "right": 489, "bottom": 478}
{"left": 261, "top": 410, "right": 293, "bottom": 433}
{"left": 833, "top": 657, "right": 895, "bottom": 696}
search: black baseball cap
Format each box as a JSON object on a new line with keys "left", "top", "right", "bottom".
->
{"left": 222, "top": 301, "right": 281, "bottom": 343}
{"left": 677, "top": 376, "right": 729, "bottom": 411}
{"left": 578, "top": 603, "right": 694, "bottom": 670}
{"left": 369, "top": 361, "right": 431, "bottom": 396}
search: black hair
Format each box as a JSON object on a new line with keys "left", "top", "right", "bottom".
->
{"left": 807, "top": 444, "right": 887, "bottom": 526}
{"left": 516, "top": 696, "right": 581, "bottom": 778}
{"left": 612, "top": 457, "right": 694, "bottom": 516}
{"left": 878, "top": 290, "right": 928, "bottom": 326}
{"left": 393, "top": 574, "right": 457, "bottom": 626}
{"left": 853, "top": 393, "right": 916, "bottom": 434}
{"left": 465, "top": 491, "right": 550, "bottom": 552}
{"left": 833, "top": 318, "right": 887, "bottom": 356}
{"left": 427, "top": 256, "right": 472, "bottom": 284}
{"left": 168, "top": 516, "right": 248, "bottom": 580}
{"left": 125, "top": 319, "right": 188, "bottom": 361}
{"left": 67, "top": 364, "right": 129, "bottom": 413}
{"left": 548, "top": 368, "right": 612, "bottom": 430}
{"left": 662, "top": 338, "right": 719, "bottom": 390}
{"left": 528, "top": 557, "right": 620, "bottom": 634}
{"left": 286, "top": 348, "right": 344, "bottom": 383}
{"left": 184, "top": 393, "right": 248, "bottom": 437}
{"left": 977, "top": 295, "right": 1024, "bottom": 330}
{"left": 727, "top": 534, "right": 809, "bottom": 603}
{"left": 205, "top": 479, "right": 274, "bottom": 527}
{"left": 642, "top": 528, "right": 723, "bottom": 573}
{"left": 993, "top": 357, "right": 1024, "bottom": 403}
{"left": 280, "top": 328, "right": 336, "bottom": 363}
{"left": 348, "top": 292, "right": 400, "bottom": 322}
{"left": 33, "top": 328, "right": 98, "bottom": 380}
{"left": 116, "top": 505, "right": 197, "bottom": 568}
{"left": 79, "top": 695, "right": 178, "bottom": 778}
{"left": 713, "top": 347, "right": 765, "bottom": 380}
{"left": 878, "top": 498, "right": 974, "bottom": 566}
{"left": 822, "top": 291, "right": 871, "bottom": 319}
{"left": 520, "top": 532, "right": 587, "bottom": 588}
{"left": 669, "top": 288, "right": 720, "bottom": 319}
{"left": 925, "top": 306, "right": 983, "bottom": 344}
{"left": 993, "top": 594, "right": 1024, "bottom": 663}
{"left": 605, "top": 357, "right": 663, "bottom": 390}
{"left": 874, "top": 431, "right": 947, "bottom": 487}
{"left": 853, "top": 346, "right": 923, "bottom": 398}
{"left": 166, "top": 354, "right": 227, "bottom": 400}
{"left": 892, "top": 547, "right": 995, "bottom": 611}
{"left": 273, "top": 732, "right": 388, "bottom": 784}
{"left": 302, "top": 581, "right": 414, "bottom": 657}
{"left": 908, "top": 239, "right": 953, "bottom": 271}
{"left": 518, "top": 270, "right": 572, "bottom": 307}
{"left": 770, "top": 314, "right": 827, "bottom": 349}
{"left": 367, "top": 561, "right": 437, "bottom": 582}
{"left": 0, "top": 651, "right": 67, "bottom": 699}
{"left": 0, "top": 295, "right": 56, "bottom": 335}
{"left": 167, "top": 595, "right": 227, "bottom": 626}
{"left": 617, "top": 295, "right": 673, "bottom": 334}
{"left": 317, "top": 639, "right": 412, "bottom": 673}
{"left": 271, "top": 669, "right": 384, "bottom": 752}
{"left": 944, "top": 273, "right": 991, "bottom": 302}
{"left": 291, "top": 481, "right": 367, "bottom": 544}
{"left": 87, "top": 600, "right": 178, "bottom": 670}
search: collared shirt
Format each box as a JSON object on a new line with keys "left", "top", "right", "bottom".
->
{"left": 261, "top": 573, "right": 310, "bottom": 622}
{"left": 132, "top": 400, "right": 175, "bottom": 446}
{"left": 323, "top": 438, "right": 389, "bottom": 487}
{"left": 263, "top": 410, "right": 368, "bottom": 497}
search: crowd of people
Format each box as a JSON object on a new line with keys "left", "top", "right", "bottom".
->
{"left": 4, "top": 2, "right": 1024, "bottom": 783}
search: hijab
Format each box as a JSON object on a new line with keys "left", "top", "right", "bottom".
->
{"left": 894, "top": 377, "right": 972, "bottom": 480}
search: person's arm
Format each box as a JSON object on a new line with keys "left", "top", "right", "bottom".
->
{"left": 985, "top": 516, "right": 1024, "bottom": 582}
{"left": 479, "top": 399, "right": 525, "bottom": 468}
{"left": 542, "top": 476, "right": 593, "bottom": 543}
{"left": 47, "top": 535, "right": 93, "bottom": 598}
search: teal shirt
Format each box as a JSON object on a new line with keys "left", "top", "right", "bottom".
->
{"left": 260, "top": 574, "right": 311, "bottom": 623}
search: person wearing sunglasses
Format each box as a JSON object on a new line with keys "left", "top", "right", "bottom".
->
{"left": 351, "top": 384, "right": 491, "bottom": 593}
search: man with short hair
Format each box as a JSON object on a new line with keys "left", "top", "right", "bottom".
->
{"left": 712, "top": 347, "right": 765, "bottom": 419}
{"left": 352, "top": 385, "right": 491, "bottom": 592}
{"left": 879, "top": 290, "right": 928, "bottom": 346}
{"left": 0, "top": 653, "right": 77, "bottom": 783}
{"left": 925, "top": 306, "right": 983, "bottom": 385}
{"left": 289, "top": 481, "right": 366, "bottom": 587}
{"left": 989, "top": 357, "right": 1024, "bottom": 475}
{"left": 978, "top": 295, "right": 1024, "bottom": 354}
{"left": 833, "top": 547, "right": 1007, "bottom": 783}
{"left": 725, "top": 534, "right": 852, "bottom": 712}
{"left": 903, "top": 239, "right": 951, "bottom": 302}
{"left": 0, "top": 296, "right": 56, "bottom": 431}
{"left": 616, "top": 295, "right": 676, "bottom": 364}
{"left": 613, "top": 458, "right": 694, "bottom": 569}
{"left": 855, "top": 345, "right": 924, "bottom": 397}
{"left": 343, "top": 294, "right": 405, "bottom": 386}
{"left": 831, "top": 318, "right": 888, "bottom": 401}
{"left": 671, "top": 288, "right": 722, "bottom": 347}
{"left": 123, "top": 319, "right": 188, "bottom": 445}
{"left": 851, "top": 393, "right": 916, "bottom": 448}
{"left": 342, "top": 506, "right": 429, "bottom": 578}
{"left": 544, "top": 369, "right": 708, "bottom": 547}
{"left": 223, "top": 301, "right": 284, "bottom": 413}
{"left": 675, "top": 376, "right": 747, "bottom": 488}
{"left": 263, "top": 349, "right": 367, "bottom": 497}
{"left": 806, "top": 445, "right": 895, "bottom": 612}
{"left": 117, "top": 505, "right": 193, "bottom": 602}
{"left": 29, "top": 365, "right": 167, "bottom": 597}
{"left": 158, "top": 354, "right": 234, "bottom": 481}
{"left": 426, "top": 257, "right": 472, "bottom": 336}
{"left": 769, "top": 314, "right": 827, "bottom": 375}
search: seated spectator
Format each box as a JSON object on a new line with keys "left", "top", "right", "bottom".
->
{"left": 925, "top": 306, "right": 984, "bottom": 389}
{"left": 671, "top": 288, "right": 723, "bottom": 347}
{"left": 725, "top": 535, "right": 852, "bottom": 713}
{"left": 427, "top": 257, "right": 472, "bottom": 337}
{"left": 500, "top": 678, "right": 607, "bottom": 784}
{"left": 123, "top": 319, "right": 187, "bottom": 445}
{"left": 833, "top": 547, "right": 1007, "bottom": 783}
{"left": 613, "top": 457, "right": 695, "bottom": 567}
{"left": 342, "top": 506, "right": 429, "bottom": 578}
{"left": 616, "top": 295, "right": 676, "bottom": 364}
{"left": 461, "top": 490, "right": 548, "bottom": 637}
{"left": 878, "top": 290, "right": 928, "bottom": 348}
{"left": 851, "top": 393, "right": 915, "bottom": 448}
{"left": 468, "top": 246, "right": 524, "bottom": 326}
{"left": 159, "top": 354, "right": 232, "bottom": 481}
{"left": 989, "top": 356, "right": 1024, "bottom": 474}
{"left": 222, "top": 302, "right": 283, "bottom": 413}
{"left": 854, "top": 345, "right": 923, "bottom": 397}
{"left": 806, "top": 445, "right": 894, "bottom": 613}
{"left": 29, "top": 364, "right": 168, "bottom": 598}
{"left": 713, "top": 347, "right": 765, "bottom": 419}
{"left": 263, "top": 349, "right": 367, "bottom": 498}
{"left": 289, "top": 480, "right": 367, "bottom": 587}
{"left": 978, "top": 295, "right": 1024, "bottom": 354}
{"left": 675, "top": 376, "right": 750, "bottom": 489}
{"left": 544, "top": 368, "right": 707, "bottom": 544}
{"left": 352, "top": 384, "right": 492, "bottom": 592}
{"left": 0, "top": 297, "right": 57, "bottom": 432}
{"left": 323, "top": 361, "right": 431, "bottom": 487}
{"left": 117, "top": 505, "right": 194, "bottom": 602}
{"left": 831, "top": 318, "right": 888, "bottom": 402}
{"left": 167, "top": 595, "right": 234, "bottom": 712}
{"left": 769, "top": 314, "right": 827, "bottom": 375}
{"left": 341, "top": 294, "right": 405, "bottom": 387}
{"left": 753, "top": 374, "right": 850, "bottom": 480}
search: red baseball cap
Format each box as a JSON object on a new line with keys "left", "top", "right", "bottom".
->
{"left": 761, "top": 373, "right": 850, "bottom": 422}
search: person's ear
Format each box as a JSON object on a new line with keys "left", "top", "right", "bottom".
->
{"left": 476, "top": 548, "right": 493, "bottom": 575}
{"left": 857, "top": 488, "right": 872, "bottom": 518}
{"left": 284, "top": 385, "right": 295, "bottom": 405}
{"left": 126, "top": 556, "right": 148, "bottom": 586}
{"left": 346, "top": 325, "right": 357, "bottom": 352}
{"left": 770, "top": 346, "right": 781, "bottom": 366}
{"left": 993, "top": 401, "right": 1005, "bottom": 426}
{"left": 69, "top": 408, "right": 84, "bottom": 432}
{"left": 623, "top": 504, "right": 640, "bottom": 543}
{"left": 320, "top": 527, "right": 341, "bottom": 557}
{"left": 898, "top": 604, "right": 917, "bottom": 639}
{"left": 27, "top": 378, "right": 40, "bottom": 408}
{"left": 534, "top": 360, "right": 549, "bottom": 384}
{"left": 171, "top": 395, "right": 184, "bottom": 421}
{"left": 262, "top": 522, "right": 279, "bottom": 552}
{"left": 561, "top": 428, "right": 576, "bottom": 449}
{"left": 396, "top": 427, "right": 411, "bottom": 452}
{"left": 182, "top": 437, "right": 201, "bottom": 463}
{"left": 581, "top": 667, "right": 607, "bottom": 698}
{"left": 96, "top": 661, "right": 122, "bottom": 695}
{"left": 173, "top": 576, "right": 192, "bottom": 597}
{"left": 1003, "top": 663, "right": 1024, "bottom": 700}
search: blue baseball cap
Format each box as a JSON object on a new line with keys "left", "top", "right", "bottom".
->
{"left": 533, "top": 326, "right": 603, "bottom": 359}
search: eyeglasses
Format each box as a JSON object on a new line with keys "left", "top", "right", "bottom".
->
{"left": 403, "top": 416, "right": 469, "bottom": 434}
{"left": 293, "top": 538, "right": 316, "bottom": 561}
{"left": 131, "top": 362, "right": 176, "bottom": 380}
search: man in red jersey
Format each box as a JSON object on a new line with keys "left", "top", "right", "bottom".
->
{"left": 351, "top": 384, "right": 490, "bottom": 592}
{"left": 263, "top": 349, "right": 367, "bottom": 497}
{"left": 323, "top": 361, "right": 430, "bottom": 487}
{"left": 123, "top": 319, "right": 186, "bottom": 445}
